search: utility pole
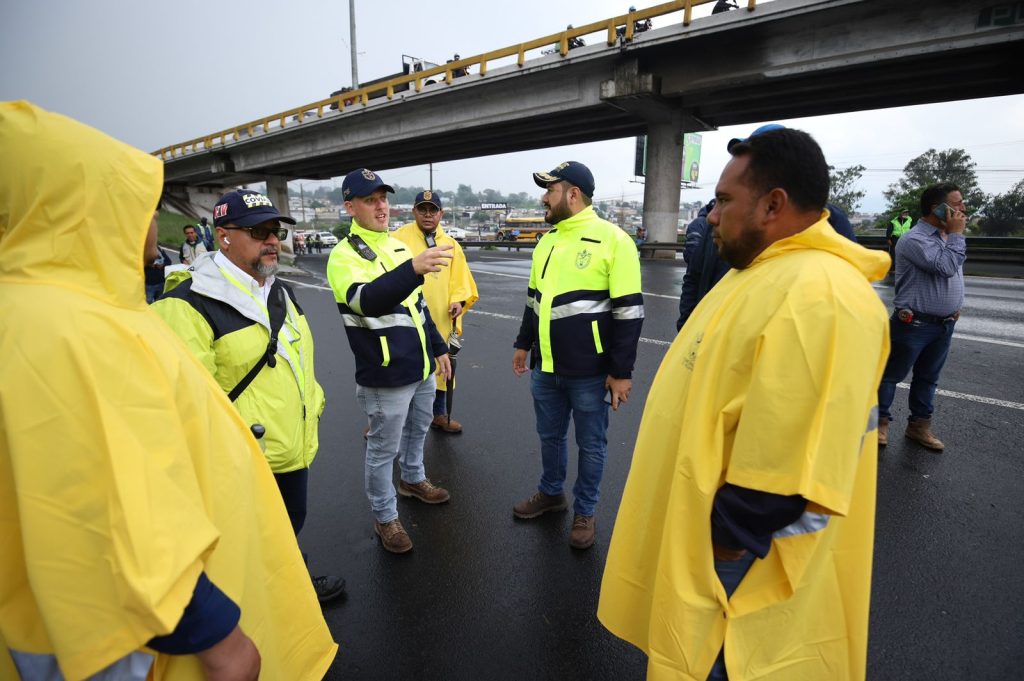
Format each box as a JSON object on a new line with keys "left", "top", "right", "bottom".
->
{"left": 349, "top": 0, "right": 359, "bottom": 88}
{"left": 300, "top": 184, "right": 307, "bottom": 224}
{"left": 429, "top": 162, "right": 434, "bottom": 192}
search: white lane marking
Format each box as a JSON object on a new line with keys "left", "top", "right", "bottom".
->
{"left": 953, "top": 333, "right": 1024, "bottom": 349}
{"left": 471, "top": 310, "right": 520, "bottom": 321}
{"left": 897, "top": 384, "right": 1024, "bottom": 411}
{"left": 279, "top": 276, "right": 332, "bottom": 291}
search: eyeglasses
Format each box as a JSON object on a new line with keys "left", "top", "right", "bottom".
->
{"left": 415, "top": 205, "right": 440, "bottom": 215}
{"left": 225, "top": 225, "right": 289, "bottom": 241}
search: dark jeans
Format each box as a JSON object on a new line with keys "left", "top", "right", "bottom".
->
{"left": 708, "top": 552, "right": 757, "bottom": 681}
{"left": 274, "top": 468, "right": 309, "bottom": 563}
{"left": 530, "top": 368, "right": 608, "bottom": 517}
{"left": 878, "top": 314, "right": 955, "bottom": 422}
{"left": 433, "top": 389, "right": 447, "bottom": 417}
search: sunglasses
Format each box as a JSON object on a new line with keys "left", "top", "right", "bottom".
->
{"left": 225, "top": 225, "right": 289, "bottom": 241}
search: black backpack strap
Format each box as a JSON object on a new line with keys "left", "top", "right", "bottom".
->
{"left": 228, "top": 280, "right": 288, "bottom": 402}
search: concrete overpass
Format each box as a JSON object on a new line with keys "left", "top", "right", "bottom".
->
{"left": 159, "top": 0, "right": 1024, "bottom": 247}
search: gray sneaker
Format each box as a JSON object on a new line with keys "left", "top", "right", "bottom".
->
{"left": 513, "top": 491, "right": 568, "bottom": 519}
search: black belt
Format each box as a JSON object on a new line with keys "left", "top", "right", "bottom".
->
{"left": 895, "top": 309, "right": 960, "bottom": 324}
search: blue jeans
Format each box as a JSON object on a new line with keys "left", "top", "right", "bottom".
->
{"left": 708, "top": 552, "right": 757, "bottom": 681}
{"left": 530, "top": 368, "right": 608, "bottom": 517}
{"left": 878, "top": 315, "right": 955, "bottom": 422}
{"left": 433, "top": 389, "right": 447, "bottom": 417}
{"left": 356, "top": 376, "right": 435, "bottom": 523}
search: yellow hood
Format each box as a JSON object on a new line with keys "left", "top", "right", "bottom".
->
{"left": 750, "top": 211, "right": 891, "bottom": 282}
{"left": 0, "top": 100, "right": 160, "bottom": 307}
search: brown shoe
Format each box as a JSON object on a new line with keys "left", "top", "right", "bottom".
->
{"left": 513, "top": 491, "right": 567, "bottom": 519}
{"left": 374, "top": 518, "right": 413, "bottom": 553}
{"left": 430, "top": 414, "right": 463, "bottom": 434}
{"left": 570, "top": 515, "right": 596, "bottom": 550}
{"left": 878, "top": 416, "right": 889, "bottom": 446}
{"left": 398, "top": 478, "right": 451, "bottom": 504}
{"left": 905, "top": 418, "right": 944, "bottom": 451}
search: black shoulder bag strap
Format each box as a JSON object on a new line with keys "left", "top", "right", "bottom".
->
{"left": 228, "top": 280, "right": 288, "bottom": 402}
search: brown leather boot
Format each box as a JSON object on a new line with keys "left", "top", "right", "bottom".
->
{"left": 878, "top": 416, "right": 889, "bottom": 447}
{"left": 905, "top": 418, "right": 944, "bottom": 451}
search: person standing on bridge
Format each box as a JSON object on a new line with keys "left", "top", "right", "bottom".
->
{"left": 512, "top": 161, "right": 644, "bottom": 550}
{"left": 153, "top": 189, "right": 347, "bottom": 603}
{"left": 0, "top": 101, "right": 336, "bottom": 680}
{"left": 393, "top": 190, "right": 479, "bottom": 434}
{"left": 327, "top": 168, "right": 455, "bottom": 554}
{"left": 877, "top": 183, "right": 967, "bottom": 451}
{"left": 599, "top": 128, "right": 890, "bottom": 680}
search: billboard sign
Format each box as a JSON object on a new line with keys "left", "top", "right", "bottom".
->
{"left": 633, "top": 133, "right": 703, "bottom": 184}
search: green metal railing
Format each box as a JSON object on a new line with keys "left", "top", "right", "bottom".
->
{"left": 154, "top": 0, "right": 757, "bottom": 160}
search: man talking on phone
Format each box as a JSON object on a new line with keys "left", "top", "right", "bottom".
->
{"left": 878, "top": 182, "right": 967, "bottom": 451}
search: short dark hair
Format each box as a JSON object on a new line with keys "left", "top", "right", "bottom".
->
{"left": 919, "top": 183, "right": 960, "bottom": 215}
{"left": 728, "top": 128, "right": 829, "bottom": 213}
{"left": 182, "top": 225, "right": 196, "bottom": 233}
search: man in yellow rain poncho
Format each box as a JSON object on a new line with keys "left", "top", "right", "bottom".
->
{"left": 598, "top": 128, "right": 890, "bottom": 681}
{"left": 0, "top": 102, "right": 336, "bottom": 679}
{"left": 392, "top": 191, "right": 479, "bottom": 433}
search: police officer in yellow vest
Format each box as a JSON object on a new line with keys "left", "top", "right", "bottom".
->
{"left": 327, "top": 169, "right": 454, "bottom": 554}
{"left": 392, "top": 190, "right": 479, "bottom": 433}
{"left": 153, "top": 189, "right": 346, "bottom": 603}
{"left": 888, "top": 207, "right": 913, "bottom": 262}
{"left": 511, "top": 161, "right": 644, "bottom": 550}
{"left": 598, "top": 128, "right": 890, "bottom": 681}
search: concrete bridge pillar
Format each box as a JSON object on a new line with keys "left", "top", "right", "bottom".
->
{"left": 642, "top": 112, "right": 684, "bottom": 259}
{"left": 265, "top": 176, "right": 292, "bottom": 219}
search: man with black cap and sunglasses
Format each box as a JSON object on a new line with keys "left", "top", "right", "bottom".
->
{"left": 512, "top": 161, "right": 644, "bottom": 550}
{"left": 393, "top": 190, "right": 479, "bottom": 434}
{"left": 153, "top": 189, "right": 346, "bottom": 602}
{"left": 327, "top": 169, "right": 456, "bottom": 554}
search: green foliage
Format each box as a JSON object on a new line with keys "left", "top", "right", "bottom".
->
{"left": 978, "top": 179, "right": 1024, "bottom": 237}
{"left": 156, "top": 209, "right": 194, "bottom": 247}
{"left": 828, "top": 164, "right": 866, "bottom": 214}
{"left": 882, "top": 148, "right": 986, "bottom": 219}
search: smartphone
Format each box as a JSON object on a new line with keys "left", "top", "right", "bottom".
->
{"left": 932, "top": 203, "right": 951, "bottom": 221}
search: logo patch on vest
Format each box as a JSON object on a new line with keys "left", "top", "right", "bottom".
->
{"left": 683, "top": 332, "right": 704, "bottom": 371}
{"left": 575, "top": 249, "right": 592, "bottom": 269}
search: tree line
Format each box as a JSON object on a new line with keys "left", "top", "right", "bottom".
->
{"left": 289, "top": 183, "right": 539, "bottom": 210}
{"left": 828, "top": 148, "right": 1023, "bottom": 237}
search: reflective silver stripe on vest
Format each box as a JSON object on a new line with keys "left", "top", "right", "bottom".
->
{"left": 525, "top": 297, "right": 536, "bottom": 310}
{"left": 612, "top": 305, "right": 645, "bottom": 320}
{"left": 9, "top": 649, "right": 153, "bottom": 681}
{"left": 349, "top": 284, "right": 368, "bottom": 315}
{"left": 773, "top": 511, "right": 830, "bottom": 540}
{"left": 341, "top": 313, "right": 417, "bottom": 330}
{"left": 549, "top": 299, "right": 612, "bottom": 320}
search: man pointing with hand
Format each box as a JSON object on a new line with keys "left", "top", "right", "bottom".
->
{"left": 328, "top": 168, "right": 454, "bottom": 554}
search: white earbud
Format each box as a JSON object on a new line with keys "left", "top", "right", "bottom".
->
{"left": 224, "top": 237, "right": 231, "bottom": 244}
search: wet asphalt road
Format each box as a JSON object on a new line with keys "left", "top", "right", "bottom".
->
{"left": 285, "top": 249, "right": 1023, "bottom": 681}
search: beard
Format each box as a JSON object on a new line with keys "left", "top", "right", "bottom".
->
{"left": 545, "top": 195, "right": 572, "bottom": 225}
{"left": 714, "top": 211, "right": 768, "bottom": 270}
{"left": 253, "top": 248, "right": 279, "bottom": 278}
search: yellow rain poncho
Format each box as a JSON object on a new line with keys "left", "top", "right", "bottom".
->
{"left": 598, "top": 216, "right": 890, "bottom": 680}
{"left": 392, "top": 223, "right": 479, "bottom": 391}
{"left": 0, "top": 102, "right": 336, "bottom": 679}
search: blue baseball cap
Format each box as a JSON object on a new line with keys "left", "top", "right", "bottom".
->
{"left": 414, "top": 190, "right": 443, "bottom": 209}
{"left": 727, "top": 123, "right": 786, "bottom": 151}
{"left": 212, "top": 189, "right": 296, "bottom": 228}
{"left": 532, "top": 161, "right": 595, "bottom": 198}
{"left": 342, "top": 168, "right": 395, "bottom": 200}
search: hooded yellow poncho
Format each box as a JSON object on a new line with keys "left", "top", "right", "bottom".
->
{"left": 598, "top": 216, "right": 891, "bottom": 681}
{"left": 0, "top": 101, "right": 336, "bottom": 680}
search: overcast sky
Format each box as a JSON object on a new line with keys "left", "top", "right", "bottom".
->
{"left": 3, "top": 0, "right": 1022, "bottom": 213}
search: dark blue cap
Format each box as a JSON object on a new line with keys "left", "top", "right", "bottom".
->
{"left": 213, "top": 189, "right": 296, "bottom": 228}
{"left": 532, "top": 161, "right": 595, "bottom": 198}
{"left": 727, "top": 123, "right": 786, "bottom": 151}
{"left": 342, "top": 168, "right": 395, "bottom": 200}
{"left": 414, "top": 190, "right": 443, "bottom": 209}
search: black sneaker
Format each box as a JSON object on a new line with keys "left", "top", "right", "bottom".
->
{"left": 312, "top": 574, "right": 346, "bottom": 602}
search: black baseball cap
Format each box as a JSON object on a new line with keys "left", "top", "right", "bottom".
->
{"left": 213, "top": 189, "right": 296, "bottom": 228}
{"left": 342, "top": 168, "right": 395, "bottom": 200}
{"left": 532, "top": 161, "right": 595, "bottom": 198}
{"left": 414, "top": 190, "right": 442, "bottom": 209}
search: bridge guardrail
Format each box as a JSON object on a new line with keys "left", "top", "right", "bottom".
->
{"left": 154, "top": 0, "right": 756, "bottom": 160}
